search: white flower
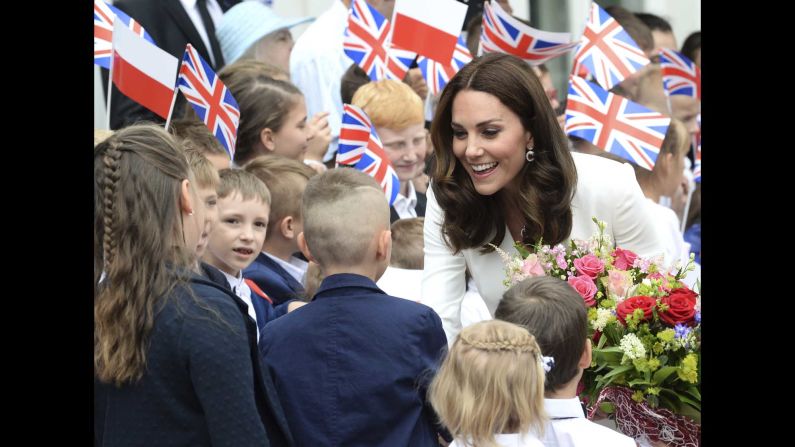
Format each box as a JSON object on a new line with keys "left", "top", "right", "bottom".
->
{"left": 591, "top": 308, "right": 613, "bottom": 332}
{"left": 619, "top": 333, "right": 646, "bottom": 360}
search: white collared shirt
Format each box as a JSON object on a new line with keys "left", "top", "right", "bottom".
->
{"left": 450, "top": 432, "right": 544, "bottom": 447}
{"left": 376, "top": 266, "right": 423, "bottom": 302}
{"left": 263, "top": 252, "right": 308, "bottom": 285}
{"left": 289, "top": 0, "right": 352, "bottom": 162}
{"left": 219, "top": 269, "right": 260, "bottom": 341}
{"left": 542, "top": 398, "right": 636, "bottom": 447}
{"left": 179, "top": 0, "right": 224, "bottom": 66}
{"left": 392, "top": 180, "right": 418, "bottom": 219}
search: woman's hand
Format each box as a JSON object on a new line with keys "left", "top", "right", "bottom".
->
{"left": 305, "top": 111, "right": 331, "bottom": 165}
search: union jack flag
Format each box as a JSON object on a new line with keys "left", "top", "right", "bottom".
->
{"left": 177, "top": 44, "right": 240, "bottom": 160}
{"left": 337, "top": 104, "right": 374, "bottom": 166}
{"left": 659, "top": 48, "right": 701, "bottom": 100}
{"left": 355, "top": 141, "right": 400, "bottom": 207}
{"left": 693, "top": 113, "right": 701, "bottom": 182}
{"left": 564, "top": 75, "right": 670, "bottom": 170}
{"left": 571, "top": 2, "right": 650, "bottom": 90}
{"left": 417, "top": 34, "right": 472, "bottom": 95}
{"left": 343, "top": 0, "right": 417, "bottom": 81}
{"left": 480, "top": 1, "right": 577, "bottom": 64}
{"left": 94, "top": 0, "right": 154, "bottom": 69}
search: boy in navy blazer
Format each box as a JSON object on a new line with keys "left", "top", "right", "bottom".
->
{"left": 243, "top": 156, "right": 317, "bottom": 303}
{"left": 259, "top": 168, "right": 448, "bottom": 447}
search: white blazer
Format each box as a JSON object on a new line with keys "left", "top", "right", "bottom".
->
{"left": 422, "top": 152, "right": 667, "bottom": 345}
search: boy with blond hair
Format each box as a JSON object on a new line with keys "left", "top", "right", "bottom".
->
{"left": 351, "top": 80, "right": 428, "bottom": 222}
{"left": 243, "top": 155, "right": 317, "bottom": 304}
{"left": 203, "top": 169, "right": 302, "bottom": 341}
{"left": 260, "top": 168, "right": 447, "bottom": 446}
{"left": 171, "top": 118, "right": 232, "bottom": 171}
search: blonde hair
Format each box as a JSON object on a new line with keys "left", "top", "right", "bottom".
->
{"left": 217, "top": 168, "right": 271, "bottom": 205}
{"left": 302, "top": 168, "right": 388, "bottom": 267}
{"left": 351, "top": 79, "right": 424, "bottom": 130}
{"left": 94, "top": 128, "right": 114, "bottom": 147}
{"left": 243, "top": 155, "right": 316, "bottom": 239}
{"left": 390, "top": 217, "right": 425, "bottom": 269}
{"left": 184, "top": 148, "right": 220, "bottom": 190}
{"left": 429, "top": 320, "right": 548, "bottom": 447}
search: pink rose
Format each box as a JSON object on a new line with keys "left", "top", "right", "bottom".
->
{"left": 611, "top": 248, "right": 638, "bottom": 271}
{"left": 521, "top": 254, "right": 546, "bottom": 277}
{"left": 573, "top": 254, "right": 605, "bottom": 279}
{"left": 568, "top": 275, "right": 597, "bottom": 307}
{"left": 606, "top": 270, "right": 632, "bottom": 299}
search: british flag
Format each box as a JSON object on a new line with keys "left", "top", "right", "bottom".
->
{"left": 693, "top": 113, "right": 701, "bottom": 182}
{"left": 659, "top": 48, "right": 701, "bottom": 100}
{"left": 480, "top": 1, "right": 577, "bottom": 64}
{"left": 94, "top": 0, "right": 153, "bottom": 69}
{"left": 417, "top": 34, "right": 472, "bottom": 95}
{"left": 343, "top": 0, "right": 417, "bottom": 81}
{"left": 177, "top": 44, "right": 240, "bottom": 160}
{"left": 564, "top": 75, "right": 670, "bottom": 170}
{"left": 571, "top": 2, "right": 650, "bottom": 90}
{"left": 355, "top": 141, "right": 400, "bottom": 207}
{"left": 337, "top": 104, "right": 374, "bottom": 166}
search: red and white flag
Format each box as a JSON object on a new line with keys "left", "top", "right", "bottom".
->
{"left": 391, "top": 0, "right": 467, "bottom": 64}
{"left": 111, "top": 20, "right": 179, "bottom": 119}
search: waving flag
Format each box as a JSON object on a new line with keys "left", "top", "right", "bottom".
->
{"left": 343, "top": 0, "right": 417, "bottom": 81}
{"left": 693, "top": 113, "right": 701, "bottom": 182}
{"left": 111, "top": 21, "right": 178, "bottom": 119}
{"left": 337, "top": 104, "right": 374, "bottom": 166}
{"left": 391, "top": 0, "right": 468, "bottom": 64}
{"left": 94, "top": 0, "right": 154, "bottom": 69}
{"left": 480, "top": 1, "right": 577, "bottom": 64}
{"left": 659, "top": 48, "right": 701, "bottom": 100}
{"left": 565, "top": 75, "right": 670, "bottom": 170}
{"left": 336, "top": 104, "right": 399, "bottom": 206}
{"left": 177, "top": 44, "right": 240, "bottom": 160}
{"left": 571, "top": 2, "right": 650, "bottom": 90}
{"left": 417, "top": 34, "right": 472, "bottom": 95}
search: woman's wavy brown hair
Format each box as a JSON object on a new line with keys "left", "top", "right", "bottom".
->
{"left": 430, "top": 53, "right": 577, "bottom": 253}
{"left": 94, "top": 123, "right": 195, "bottom": 386}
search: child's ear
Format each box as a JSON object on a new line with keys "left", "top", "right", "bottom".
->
{"left": 260, "top": 128, "right": 276, "bottom": 152}
{"left": 376, "top": 229, "right": 392, "bottom": 262}
{"left": 179, "top": 179, "right": 194, "bottom": 215}
{"left": 297, "top": 232, "right": 318, "bottom": 264}
{"left": 280, "top": 216, "right": 295, "bottom": 239}
{"left": 578, "top": 338, "right": 593, "bottom": 369}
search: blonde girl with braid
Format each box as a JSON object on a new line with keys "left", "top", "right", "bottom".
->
{"left": 429, "top": 320, "right": 549, "bottom": 447}
{"left": 93, "top": 123, "right": 293, "bottom": 446}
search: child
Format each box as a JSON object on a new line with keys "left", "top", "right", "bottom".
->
{"left": 243, "top": 155, "right": 317, "bottom": 304}
{"left": 94, "top": 124, "right": 292, "bottom": 446}
{"left": 495, "top": 276, "right": 636, "bottom": 446}
{"left": 202, "top": 169, "right": 302, "bottom": 341}
{"left": 259, "top": 168, "right": 448, "bottom": 446}
{"left": 350, "top": 80, "right": 428, "bottom": 222}
{"left": 428, "top": 319, "right": 548, "bottom": 447}
{"left": 171, "top": 117, "right": 232, "bottom": 171}
{"left": 376, "top": 217, "right": 424, "bottom": 301}
{"left": 182, "top": 148, "right": 220, "bottom": 261}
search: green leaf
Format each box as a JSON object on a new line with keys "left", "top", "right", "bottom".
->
{"left": 599, "top": 402, "right": 615, "bottom": 414}
{"left": 599, "top": 364, "right": 634, "bottom": 381}
{"left": 627, "top": 378, "right": 651, "bottom": 387}
{"left": 652, "top": 366, "right": 678, "bottom": 384}
{"left": 684, "top": 386, "right": 701, "bottom": 401}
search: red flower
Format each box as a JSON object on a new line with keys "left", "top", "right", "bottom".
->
{"left": 659, "top": 287, "right": 698, "bottom": 326}
{"left": 611, "top": 248, "right": 638, "bottom": 270}
{"left": 616, "top": 295, "right": 657, "bottom": 325}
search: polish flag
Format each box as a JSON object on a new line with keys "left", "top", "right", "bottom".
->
{"left": 111, "top": 20, "right": 179, "bottom": 119}
{"left": 391, "top": 0, "right": 467, "bottom": 64}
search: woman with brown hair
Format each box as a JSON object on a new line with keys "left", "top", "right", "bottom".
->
{"left": 93, "top": 124, "right": 292, "bottom": 446}
{"left": 422, "top": 53, "right": 665, "bottom": 344}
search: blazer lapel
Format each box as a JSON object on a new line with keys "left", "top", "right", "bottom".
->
{"left": 163, "top": 0, "right": 212, "bottom": 62}
{"left": 263, "top": 255, "right": 305, "bottom": 293}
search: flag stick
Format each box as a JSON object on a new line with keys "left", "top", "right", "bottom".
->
{"left": 164, "top": 88, "right": 179, "bottom": 131}
{"left": 106, "top": 62, "right": 114, "bottom": 130}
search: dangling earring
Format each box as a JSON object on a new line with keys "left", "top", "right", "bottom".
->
{"left": 525, "top": 145, "right": 535, "bottom": 163}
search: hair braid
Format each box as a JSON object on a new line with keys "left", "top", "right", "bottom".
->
{"left": 102, "top": 143, "right": 123, "bottom": 268}
{"left": 459, "top": 331, "right": 540, "bottom": 354}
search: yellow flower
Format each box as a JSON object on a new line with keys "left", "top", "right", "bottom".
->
{"left": 631, "top": 390, "right": 645, "bottom": 403}
{"left": 677, "top": 354, "right": 698, "bottom": 383}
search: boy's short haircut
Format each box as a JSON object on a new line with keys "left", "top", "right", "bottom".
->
{"left": 351, "top": 80, "right": 424, "bottom": 130}
{"left": 170, "top": 118, "right": 228, "bottom": 157}
{"left": 340, "top": 63, "right": 371, "bottom": 105}
{"left": 217, "top": 168, "right": 271, "bottom": 205}
{"left": 243, "top": 155, "right": 317, "bottom": 238}
{"left": 389, "top": 217, "right": 425, "bottom": 270}
{"left": 302, "top": 168, "right": 388, "bottom": 267}
{"left": 495, "top": 276, "right": 588, "bottom": 393}
{"left": 184, "top": 148, "right": 221, "bottom": 190}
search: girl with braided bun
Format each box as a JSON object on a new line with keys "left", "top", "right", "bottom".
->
{"left": 93, "top": 124, "right": 293, "bottom": 446}
{"left": 429, "top": 320, "right": 549, "bottom": 447}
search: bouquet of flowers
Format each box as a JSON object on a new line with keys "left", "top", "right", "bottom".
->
{"left": 496, "top": 218, "right": 701, "bottom": 446}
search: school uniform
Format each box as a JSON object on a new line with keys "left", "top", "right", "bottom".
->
{"left": 542, "top": 398, "right": 636, "bottom": 447}
{"left": 259, "top": 273, "right": 447, "bottom": 447}
{"left": 244, "top": 252, "right": 307, "bottom": 305}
